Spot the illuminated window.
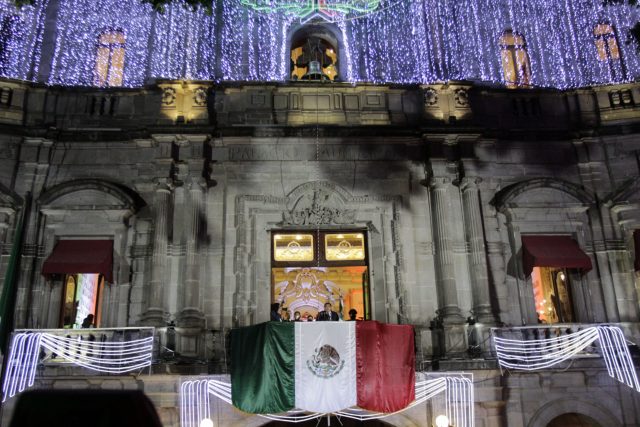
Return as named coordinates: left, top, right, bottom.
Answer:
left=594, top=23, right=620, bottom=62
left=499, top=30, right=531, bottom=88
left=60, top=273, right=105, bottom=328
left=94, top=29, right=125, bottom=87
left=531, top=267, right=574, bottom=324
left=273, top=234, right=315, bottom=262
left=325, top=233, right=365, bottom=261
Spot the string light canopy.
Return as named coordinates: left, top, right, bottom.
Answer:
left=492, top=325, right=640, bottom=393
left=2, top=328, right=155, bottom=401
left=1, top=0, right=640, bottom=87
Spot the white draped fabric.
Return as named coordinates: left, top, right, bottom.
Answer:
left=294, top=322, right=357, bottom=413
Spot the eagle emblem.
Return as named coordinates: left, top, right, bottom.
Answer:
left=307, top=345, right=345, bottom=378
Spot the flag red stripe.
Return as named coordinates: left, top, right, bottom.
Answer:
left=356, top=321, right=415, bottom=413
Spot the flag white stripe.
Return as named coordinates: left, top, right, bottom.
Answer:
left=294, top=322, right=357, bottom=412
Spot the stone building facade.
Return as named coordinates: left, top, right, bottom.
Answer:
left=0, top=0, right=640, bottom=426
left=0, top=78, right=639, bottom=427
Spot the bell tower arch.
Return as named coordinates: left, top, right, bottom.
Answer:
left=288, top=23, right=344, bottom=81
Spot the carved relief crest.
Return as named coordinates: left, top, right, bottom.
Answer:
left=282, top=183, right=356, bottom=226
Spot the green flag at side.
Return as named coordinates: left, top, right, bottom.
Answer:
left=0, top=197, right=26, bottom=354
left=231, top=322, right=295, bottom=414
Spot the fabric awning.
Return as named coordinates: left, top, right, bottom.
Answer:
left=42, top=240, right=113, bottom=282
left=634, top=230, right=640, bottom=271
left=521, top=235, right=592, bottom=277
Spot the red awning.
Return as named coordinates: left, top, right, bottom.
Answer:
left=634, top=230, right=640, bottom=271
left=521, top=235, right=592, bottom=277
left=42, top=240, right=113, bottom=282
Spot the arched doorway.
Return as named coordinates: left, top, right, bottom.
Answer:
left=289, top=25, right=340, bottom=81
left=547, top=413, right=601, bottom=427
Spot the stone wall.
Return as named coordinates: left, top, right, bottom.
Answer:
left=0, top=79, right=639, bottom=426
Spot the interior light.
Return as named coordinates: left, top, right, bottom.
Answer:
left=200, top=419, right=214, bottom=427
left=559, top=272, right=566, bottom=281
left=337, top=234, right=344, bottom=239
left=295, top=235, right=302, bottom=240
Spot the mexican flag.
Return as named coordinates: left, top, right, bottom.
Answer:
left=231, top=321, right=415, bottom=414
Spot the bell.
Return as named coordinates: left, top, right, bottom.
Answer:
left=303, top=60, right=328, bottom=80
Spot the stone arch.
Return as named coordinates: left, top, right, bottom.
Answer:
left=38, top=178, right=146, bottom=211
left=489, top=178, right=598, bottom=325
left=491, top=177, right=595, bottom=211
left=287, top=22, right=345, bottom=81
left=603, top=176, right=640, bottom=205
left=527, top=398, right=620, bottom=427
left=32, top=179, right=146, bottom=328
left=0, top=181, right=22, bottom=210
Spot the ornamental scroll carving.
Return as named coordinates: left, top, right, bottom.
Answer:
left=282, top=184, right=356, bottom=226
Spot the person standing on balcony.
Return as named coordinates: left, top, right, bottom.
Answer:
left=317, top=302, right=339, bottom=321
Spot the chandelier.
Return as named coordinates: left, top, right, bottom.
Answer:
left=239, top=0, right=381, bottom=22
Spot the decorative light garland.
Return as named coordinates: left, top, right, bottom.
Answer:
left=2, top=328, right=154, bottom=401
left=0, top=0, right=48, bottom=81
left=238, top=0, right=381, bottom=23
left=493, top=325, right=640, bottom=393
left=0, top=0, right=639, bottom=87
left=180, top=373, right=474, bottom=427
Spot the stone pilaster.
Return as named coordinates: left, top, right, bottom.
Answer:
left=179, top=177, right=206, bottom=327
left=430, top=177, right=465, bottom=325
left=461, top=177, right=497, bottom=324
left=141, top=180, right=173, bottom=326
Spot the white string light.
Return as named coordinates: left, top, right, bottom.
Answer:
left=179, top=374, right=474, bottom=427
left=1, top=0, right=639, bottom=87
left=0, top=0, right=48, bottom=81
left=2, top=329, right=154, bottom=401
left=493, top=325, right=640, bottom=392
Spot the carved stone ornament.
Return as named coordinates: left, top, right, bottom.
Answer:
left=283, top=207, right=356, bottom=226
left=454, top=88, right=469, bottom=107
left=193, top=87, right=207, bottom=106
left=161, top=87, right=177, bottom=106
left=282, top=185, right=356, bottom=226
left=424, top=87, right=438, bottom=106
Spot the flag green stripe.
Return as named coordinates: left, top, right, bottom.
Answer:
left=231, top=322, right=295, bottom=414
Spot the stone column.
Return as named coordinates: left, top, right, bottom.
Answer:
left=430, top=177, right=465, bottom=324
left=179, top=177, right=206, bottom=327
left=141, top=180, right=172, bottom=326
left=461, top=178, right=496, bottom=324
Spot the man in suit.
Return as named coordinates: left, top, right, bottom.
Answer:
left=317, top=302, right=339, bottom=321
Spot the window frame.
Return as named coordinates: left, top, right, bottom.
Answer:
left=271, top=229, right=368, bottom=268
left=499, top=29, right=532, bottom=88
left=94, top=28, right=126, bottom=87
left=59, top=273, right=105, bottom=328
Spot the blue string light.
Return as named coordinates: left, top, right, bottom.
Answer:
left=0, top=0, right=638, bottom=88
